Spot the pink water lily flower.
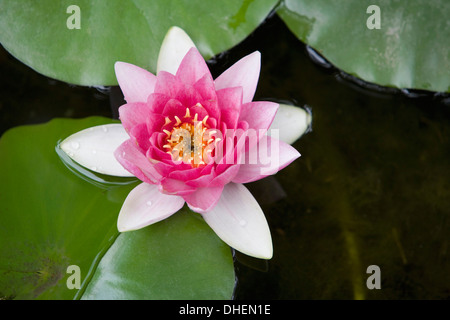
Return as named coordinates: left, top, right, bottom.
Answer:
left=61, top=27, right=311, bottom=259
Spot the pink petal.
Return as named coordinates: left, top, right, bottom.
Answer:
left=152, top=158, right=178, bottom=176
left=193, top=74, right=221, bottom=120
left=117, top=182, right=185, bottom=232
left=186, top=100, right=209, bottom=121
left=216, top=87, right=243, bottom=129
left=176, top=47, right=211, bottom=86
left=154, top=71, right=182, bottom=97
left=168, top=166, right=205, bottom=181
left=174, top=84, right=204, bottom=112
left=239, top=101, right=279, bottom=132
left=118, top=102, right=150, bottom=133
left=193, top=73, right=216, bottom=101
left=147, top=93, right=172, bottom=114
left=214, top=51, right=261, bottom=104
left=200, top=100, right=220, bottom=126
left=232, top=135, right=300, bottom=184
left=202, top=183, right=272, bottom=259
left=162, top=98, right=186, bottom=118
left=115, top=140, right=162, bottom=184
left=146, top=136, right=173, bottom=163
left=145, top=111, right=165, bottom=136
left=214, top=122, right=248, bottom=175
left=129, top=123, right=151, bottom=152
left=212, top=136, right=234, bottom=169
left=115, top=62, right=157, bottom=103
left=183, top=185, right=224, bottom=213
left=185, top=166, right=216, bottom=188
left=209, top=164, right=240, bottom=187
left=159, top=177, right=197, bottom=196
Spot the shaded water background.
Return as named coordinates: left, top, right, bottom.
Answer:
left=1, top=15, right=449, bottom=299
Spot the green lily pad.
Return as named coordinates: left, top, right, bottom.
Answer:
left=0, top=117, right=130, bottom=299
left=277, top=0, right=450, bottom=92
left=0, top=0, right=278, bottom=86
left=0, top=117, right=235, bottom=300
left=81, top=209, right=235, bottom=300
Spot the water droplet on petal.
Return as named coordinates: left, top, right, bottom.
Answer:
left=146, top=201, right=152, bottom=207
left=71, top=141, right=80, bottom=150
left=239, top=220, right=247, bottom=227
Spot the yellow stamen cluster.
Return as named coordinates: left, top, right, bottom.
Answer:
left=163, top=105, right=215, bottom=167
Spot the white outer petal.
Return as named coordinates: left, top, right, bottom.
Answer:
left=202, top=183, right=273, bottom=259
left=60, top=124, right=133, bottom=177
left=156, top=26, right=196, bottom=75
left=268, top=104, right=312, bottom=145
left=118, top=182, right=185, bottom=232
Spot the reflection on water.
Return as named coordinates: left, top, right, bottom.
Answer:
left=1, top=14, right=449, bottom=300
left=55, top=141, right=138, bottom=190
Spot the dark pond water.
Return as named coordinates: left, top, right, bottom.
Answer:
left=1, top=14, right=449, bottom=299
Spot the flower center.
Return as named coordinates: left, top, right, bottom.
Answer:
left=162, top=104, right=218, bottom=167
